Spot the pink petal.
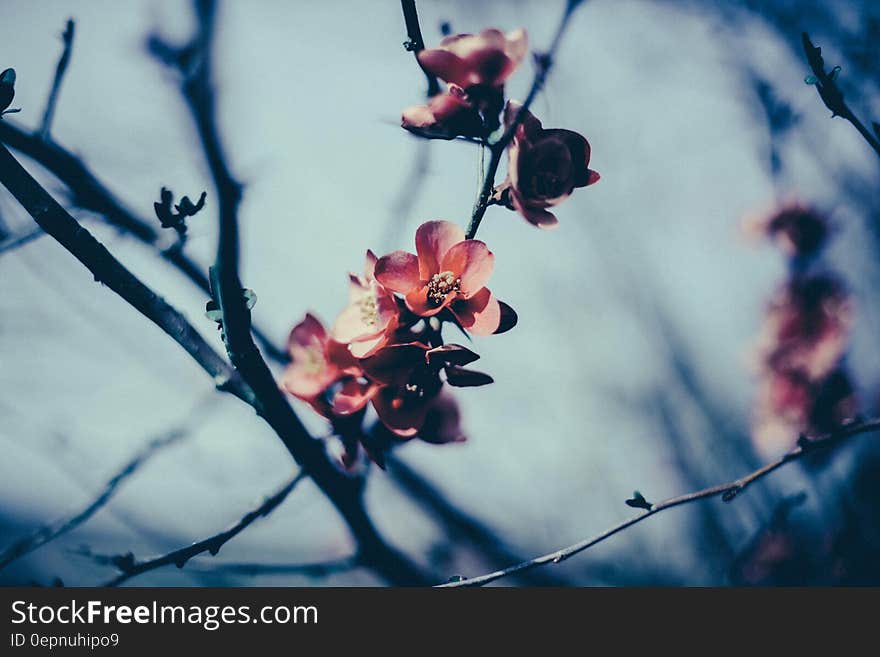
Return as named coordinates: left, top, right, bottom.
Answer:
left=441, top=239, right=494, bottom=297
left=348, top=332, right=388, bottom=359
left=505, top=28, right=529, bottom=65
left=288, top=312, right=327, bottom=351
left=330, top=302, right=371, bottom=344
left=331, top=378, right=379, bottom=415
left=360, top=342, right=429, bottom=385
left=281, top=364, right=330, bottom=401
left=415, top=220, right=465, bottom=279
left=451, top=288, right=502, bottom=336
left=510, top=190, right=559, bottom=229
left=364, top=250, right=378, bottom=279
left=586, top=169, right=600, bottom=185
left=401, top=103, right=437, bottom=128
left=371, top=388, right=430, bottom=438
left=375, top=250, right=421, bottom=293
left=418, top=49, right=468, bottom=86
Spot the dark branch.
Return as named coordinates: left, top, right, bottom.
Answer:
left=440, top=417, right=880, bottom=587
left=802, top=32, right=880, bottom=160
left=466, top=0, right=584, bottom=239
left=39, top=19, right=75, bottom=139
left=77, top=472, right=306, bottom=586
left=0, top=142, right=256, bottom=407
left=0, top=116, right=531, bottom=584
left=186, top=555, right=360, bottom=578
left=0, top=428, right=188, bottom=571
left=151, top=0, right=434, bottom=586
left=400, top=0, right=440, bottom=97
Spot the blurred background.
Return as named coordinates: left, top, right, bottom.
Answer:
left=1, top=0, right=879, bottom=586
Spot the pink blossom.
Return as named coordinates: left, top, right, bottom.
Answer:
left=361, top=341, right=489, bottom=437
left=374, top=220, right=505, bottom=335
left=418, top=28, right=528, bottom=89
left=743, top=199, right=830, bottom=257
left=331, top=250, right=399, bottom=358
left=495, top=102, right=599, bottom=229
left=401, top=84, right=483, bottom=140
left=282, top=313, right=377, bottom=417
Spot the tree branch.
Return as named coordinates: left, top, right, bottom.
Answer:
left=76, top=471, right=306, bottom=586
left=0, top=119, right=287, bottom=363
left=185, top=555, right=360, bottom=578
left=39, top=19, right=75, bottom=139
left=0, top=114, right=531, bottom=586
left=0, top=428, right=189, bottom=571
left=385, top=454, right=573, bottom=586
left=802, top=32, right=880, bottom=160
left=400, top=0, right=440, bottom=97
left=0, top=142, right=256, bottom=407
left=466, top=0, right=583, bottom=239
left=151, top=0, right=434, bottom=586
left=439, top=417, right=880, bottom=587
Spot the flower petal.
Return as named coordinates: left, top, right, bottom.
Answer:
left=451, top=288, right=502, bottom=336
left=375, top=250, right=421, bottom=293
left=415, top=220, right=465, bottom=279
left=288, top=312, right=326, bottom=351
left=440, top=239, right=494, bottom=297
left=418, top=49, right=468, bottom=86
left=360, top=342, right=429, bottom=385
left=371, top=387, right=432, bottom=438
left=331, top=378, right=379, bottom=415
left=509, top=190, right=559, bottom=228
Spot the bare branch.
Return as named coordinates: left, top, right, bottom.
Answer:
left=186, top=555, right=360, bottom=578
left=75, top=472, right=306, bottom=586
left=0, top=142, right=256, bottom=407
left=150, top=0, right=434, bottom=586
left=0, top=119, right=287, bottom=362
left=0, top=428, right=189, bottom=571
left=466, top=0, right=584, bottom=239
left=385, top=454, right=573, bottom=586
left=400, top=0, right=440, bottom=97
left=802, top=32, right=880, bottom=160
left=439, top=417, right=880, bottom=587
left=39, top=19, right=75, bottom=139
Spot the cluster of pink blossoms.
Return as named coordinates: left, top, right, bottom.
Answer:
left=402, top=28, right=600, bottom=228
left=282, top=24, right=599, bottom=465
left=748, top=201, right=857, bottom=456
left=282, top=221, right=514, bottom=459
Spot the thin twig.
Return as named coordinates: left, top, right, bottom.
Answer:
left=802, top=32, right=880, bottom=160
left=385, top=454, right=573, bottom=586
left=39, top=19, right=75, bottom=140
left=0, top=429, right=188, bottom=571
left=439, top=417, right=880, bottom=586
left=400, top=0, right=440, bottom=97
left=79, top=472, right=307, bottom=586
left=465, top=0, right=583, bottom=240
left=186, top=555, right=360, bottom=578
left=0, top=142, right=256, bottom=407
left=152, top=0, right=434, bottom=586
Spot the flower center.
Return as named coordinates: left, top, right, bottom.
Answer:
left=426, top=271, right=461, bottom=306
left=359, top=288, right=380, bottom=326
